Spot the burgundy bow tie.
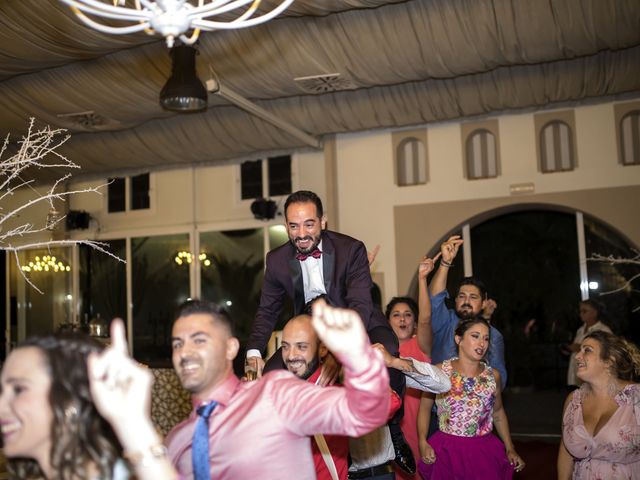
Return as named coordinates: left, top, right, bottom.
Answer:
left=296, top=248, right=322, bottom=261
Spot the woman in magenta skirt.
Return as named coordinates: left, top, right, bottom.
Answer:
left=416, top=317, right=525, bottom=479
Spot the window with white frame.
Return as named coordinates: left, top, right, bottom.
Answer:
left=619, top=110, right=640, bottom=166
left=240, top=155, right=292, bottom=200
left=465, top=129, right=498, bottom=179
left=107, top=172, right=151, bottom=213
left=540, top=121, right=575, bottom=173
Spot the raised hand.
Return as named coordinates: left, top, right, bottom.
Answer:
left=311, top=299, right=368, bottom=358
left=440, top=235, right=463, bottom=264
left=483, top=298, right=498, bottom=319
left=367, top=244, right=381, bottom=266
left=88, top=318, right=153, bottom=427
left=418, top=252, right=441, bottom=280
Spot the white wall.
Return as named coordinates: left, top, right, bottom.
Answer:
left=64, top=150, right=326, bottom=240
left=334, top=100, right=640, bottom=302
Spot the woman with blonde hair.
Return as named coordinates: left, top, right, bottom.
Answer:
left=558, top=330, right=640, bottom=479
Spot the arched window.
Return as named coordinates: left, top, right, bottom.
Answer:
left=620, top=110, right=640, bottom=166
left=540, top=121, right=575, bottom=172
left=465, top=129, right=498, bottom=179
left=396, top=137, right=427, bottom=186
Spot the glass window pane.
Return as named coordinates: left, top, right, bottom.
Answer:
left=584, top=216, right=639, bottom=338
left=241, top=160, right=263, bottom=200
left=469, top=211, right=580, bottom=389
left=466, top=130, right=497, bottom=179
left=108, top=177, right=126, bottom=212
left=268, top=225, right=289, bottom=250
left=266, top=225, right=295, bottom=334
left=9, top=247, right=73, bottom=340
left=200, top=229, right=264, bottom=343
left=131, top=173, right=150, bottom=210
left=268, top=155, right=292, bottom=196
left=79, top=240, right=127, bottom=334
left=132, top=234, right=191, bottom=367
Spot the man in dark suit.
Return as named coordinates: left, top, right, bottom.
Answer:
left=246, top=190, right=416, bottom=475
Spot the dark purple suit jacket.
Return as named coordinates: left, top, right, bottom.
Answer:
left=248, top=230, right=387, bottom=353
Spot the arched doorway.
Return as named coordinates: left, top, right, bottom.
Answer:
left=406, top=206, right=638, bottom=435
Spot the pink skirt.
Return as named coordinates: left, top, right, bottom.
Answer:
left=418, top=431, right=514, bottom=480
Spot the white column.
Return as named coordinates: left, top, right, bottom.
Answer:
left=576, top=212, right=589, bottom=300
left=126, top=236, right=134, bottom=353
left=462, top=223, right=473, bottom=277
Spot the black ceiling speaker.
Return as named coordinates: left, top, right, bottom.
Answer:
left=250, top=198, right=278, bottom=220
left=66, top=210, right=91, bottom=230
left=160, top=45, right=207, bottom=112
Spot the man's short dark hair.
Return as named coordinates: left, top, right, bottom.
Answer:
left=174, top=299, right=235, bottom=336
left=458, top=277, right=487, bottom=299
left=284, top=190, right=324, bottom=219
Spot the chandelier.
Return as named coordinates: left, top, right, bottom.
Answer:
left=21, top=255, right=71, bottom=274
left=174, top=251, right=212, bottom=267
left=59, top=0, right=295, bottom=47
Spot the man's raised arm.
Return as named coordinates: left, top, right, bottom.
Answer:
left=429, top=235, right=463, bottom=297
left=276, top=300, right=390, bottom=438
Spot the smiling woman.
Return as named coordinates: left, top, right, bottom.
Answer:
left=0, top=335, right=126, bottom=480
left=558, top=331, right=640, bottom=479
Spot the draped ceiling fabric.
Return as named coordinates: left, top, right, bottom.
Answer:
left=0, top=0, right=639, bottom=181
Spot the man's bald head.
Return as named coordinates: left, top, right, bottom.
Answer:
left=281, top=314, right=323, bottom=379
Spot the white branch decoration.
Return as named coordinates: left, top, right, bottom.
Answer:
left=0, top=118, right=124, bottom=294
left=588, top=250, right=640, bottom=312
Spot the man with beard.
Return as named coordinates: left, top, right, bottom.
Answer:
left=246, top=190, right=395, bottom=377
left=165, top=299, right=390, bottom=479
left=246, top=190, right=415, bottom=474
left=282, top=314, right=350, bottom=480
left=429, top=235, right=507, bottom=389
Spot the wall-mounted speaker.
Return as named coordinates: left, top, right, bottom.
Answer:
left=250, top=198, right=277, bottom=220
left=66, top=210, right=91, bottom=230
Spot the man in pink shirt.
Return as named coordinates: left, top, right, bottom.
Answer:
left=282, top=314, right=350, bottom=480
left=165, top=298, right=389, bottom=479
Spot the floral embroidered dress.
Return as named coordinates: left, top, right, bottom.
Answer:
left=418, top=358, right=513, bottom=480
left=436, top=358, right=495, bottom=436
left=562, top=383, right=640, bottom=479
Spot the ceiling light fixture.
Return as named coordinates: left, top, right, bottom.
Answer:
left=59, top=0, right=295, bottom=48
left=160, top=45, right=208, bottom=111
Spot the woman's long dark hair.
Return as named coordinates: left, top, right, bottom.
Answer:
left=7, top=334, right=122, bottom=480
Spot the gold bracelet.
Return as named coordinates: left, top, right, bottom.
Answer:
left=124, top=444, right=168, bottom=467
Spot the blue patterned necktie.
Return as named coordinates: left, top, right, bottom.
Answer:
left=192, top=401, right=218, bottom=480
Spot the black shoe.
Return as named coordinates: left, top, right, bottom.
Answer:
left=390, top=428, right=416, bottom=474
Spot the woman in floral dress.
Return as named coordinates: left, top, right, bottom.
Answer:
left=558, top=330, right=640, bottom=479
left=416, top=317, right=524, bottom=479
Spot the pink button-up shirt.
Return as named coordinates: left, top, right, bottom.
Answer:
left=165, top=347, right=389, bottom=479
